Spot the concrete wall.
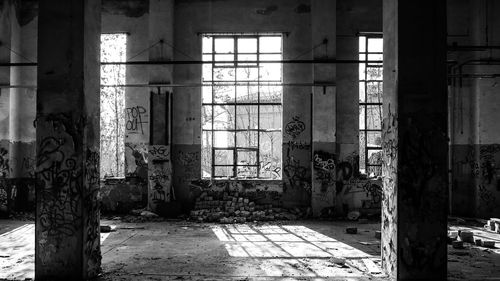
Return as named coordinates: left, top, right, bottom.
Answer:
left=448, top=0, right=500, bottom=218
left=1, top=0, right=384, bottom=216
left=172, top=0, right=314, bottom=211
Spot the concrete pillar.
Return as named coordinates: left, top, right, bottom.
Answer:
left=35, top=0, right=101, bottom=279
left=381, top=0, right=448, bottom=280
left=311, top=0, right=337, bottom=216
left=148, top=0, right=174, bottom=211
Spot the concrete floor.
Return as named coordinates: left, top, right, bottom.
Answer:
left=0, top=219, right=499, bottom=280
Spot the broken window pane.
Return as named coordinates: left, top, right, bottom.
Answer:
left=213, top=105, right=235, bottom=130
left=237, top=149, right=257, bottom=165
left=214, top=150, right=234, bottom=165
left=213, top=85, right=235, bottom=103
left=215, top=166, right=234, bottom=178
left=367, top=82, right=383, bottom=103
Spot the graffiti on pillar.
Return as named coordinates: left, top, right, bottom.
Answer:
left=84, top=147, right=101, bottom=276
left=313, top=151, right=336, bottom=192
left=148, top=145, right=173, bottom=209
left=282, top=116, right=311, bottom=194
left=0, top=147, right=9, bottom=177
left=380, top=104, right=398, bottom=275
left=283, top=152, right=310, bottom=193
left=125, top=143, right=148, bottom=178
left=126, top=106, right=148, bottom=135
left=0, top=148, right=8, bottom=212
left=36, top=114, right=84, bottom=238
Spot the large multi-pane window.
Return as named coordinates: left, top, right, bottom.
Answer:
left=100, top=33, right=126, bottom=178
left=359, top=35, right=383, bottom=177
left=201, top=33, right=283, bottom=179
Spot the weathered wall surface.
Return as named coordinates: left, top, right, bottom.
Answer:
left=173, top=0, right=314, bottom=209
left=100, top=1, right=150, bottom=211
left=2, top=0, right=384, bottom=215
left=448, top=0, right=500, bottom=218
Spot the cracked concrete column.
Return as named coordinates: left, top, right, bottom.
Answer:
left=35, top=0, right=101, bottom=279
left=381, top=0, right=448, bottom=280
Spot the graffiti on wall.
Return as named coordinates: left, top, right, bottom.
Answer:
left=177, top=151, right=200, bottom=180
left=285, top=116, right=305, bottom=139
left=477, top=144, right=500, bottom=214
left=125, top=143, right=148, bottom=178
left=126, top=106, right=148, bottom=135
left=148, top=145, right=173, bottom=209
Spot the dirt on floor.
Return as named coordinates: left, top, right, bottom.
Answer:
left=0, top=215, right=499, bottom=280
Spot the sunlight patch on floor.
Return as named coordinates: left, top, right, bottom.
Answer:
left=0, top=223, right=112, bottom=280
left=212, top=224, right=383, bottom=278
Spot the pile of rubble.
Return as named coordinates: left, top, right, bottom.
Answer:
left=190, top=191, right=309, bottom=223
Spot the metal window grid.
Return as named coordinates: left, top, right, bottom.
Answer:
left=359, top=35, right=383, bottom=176
left=201, top=34, right=283, bottom=179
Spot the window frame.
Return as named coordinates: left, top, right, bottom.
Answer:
left=100, top=32, right=127, bottom=179
left=359, top=34, right=383, bottom=177
left=201, top=33, right=283, bottom=180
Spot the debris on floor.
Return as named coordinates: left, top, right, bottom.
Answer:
left=100, top=225, right=116, bottom=233
left=486, top=218, right=500, bottom=233
left=189, top=190, right=309, bottom=223
left=346, top=227, right=357, bottom=234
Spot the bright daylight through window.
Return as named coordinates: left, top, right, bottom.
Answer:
left=201, top=34, right=283, bottom=179
left=359, top=35, right=383, bottom=177
left=100, top=33, right=127, bottom=178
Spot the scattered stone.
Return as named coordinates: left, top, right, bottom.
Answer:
left=100, top=225, right=115, bottom=233
left=329, top=257, right=346, bottom=267
left=141, top=210, right=159, bottom=218
left=482, top=241, right=495, bottom=248
left=347, top=211, right=360, bottom=221
left=346, top=227, right=357, bottom=234
left=459, top=230, right=474, bottom=243
left=452, top=240, right=464, bottom=249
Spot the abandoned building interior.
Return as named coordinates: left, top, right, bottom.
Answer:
left=0, top=0, right=500, bottom=280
